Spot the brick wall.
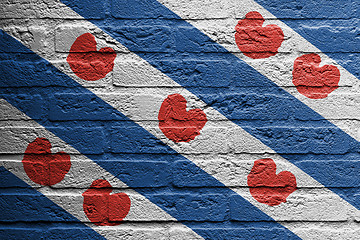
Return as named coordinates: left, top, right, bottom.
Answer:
left=1, top=0, right=360, bottom=239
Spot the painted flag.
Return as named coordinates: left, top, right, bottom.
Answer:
left=1, top=0, right=359, bottom=239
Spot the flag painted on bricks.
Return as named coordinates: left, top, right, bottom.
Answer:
left=1, top=0, right=359, bottom=239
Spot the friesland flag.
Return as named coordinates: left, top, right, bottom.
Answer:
left=1, top=0, right=359, bottom=239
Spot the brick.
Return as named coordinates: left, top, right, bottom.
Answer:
left=254, top=0, right=355, bottom=19
left=0, top=99, right=33, bottom=121
left=231, top=192, right=353, bottom=221
left=47, top=127, right=105, bottom=154
left=289, top=19, right=360, bottom=53
left=88, top=227, right=170, bottom=240
left=171, top=160, right=226, bottom=187
left=55, top=25, right=128, bottom=53
left=0, top=58, right=71, bottom=87
left=150, top=194, right=228, bottom=221
left=0, top=228, right=46, bottom=240
left=92, top=160, right=171, bottom=187
left=0, top=191, right=75, bottom=222
left=249, top=126, right=354, bottom=154
left=169, top=227, right=202, bottom=240
left=187, top=226, right=295, bottom=239
left=49, top=93, right=123, bottom=121
left=111, top=0, right=175, bottom=19
left=113, top=59, right=178, bottom=87
left=290, top=227, right=360, bottom=240
left=158, top=0, right=231, bottom=19
left=109, top=126, right=173, bottom=154
left=0, top=126, right=85, bottom=154
left=296, top=161, right=360, bottom=187
left=108, top=26, right=175, bottom=53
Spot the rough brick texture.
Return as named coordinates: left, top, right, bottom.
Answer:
left=1, top=0, right=360, bottom=240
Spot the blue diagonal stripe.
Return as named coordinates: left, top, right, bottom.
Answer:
left=57, top=0, right=360, bottom=210
left=0, top=30, right=301, bottom=240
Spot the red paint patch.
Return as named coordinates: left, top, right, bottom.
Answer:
left=235, top=11, right=284, bottom=59
left=292, top=53, right=340, bottom=99
left=247, top=158, right=297, bottom=206
left=67, top=33, right=116, bottom=81
left=83, top=179, right=131, bottom=226
left=22, top=138, right=71, bottom=186
left=158, top=94, right=207, bottom=143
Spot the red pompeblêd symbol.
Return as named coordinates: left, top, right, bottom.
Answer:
left=22, top=138, right=71, bottom=186
left=247, top=158, right=297, bottom=206
left=158, top=94, right=207, bottom=143
left=83, top=179, right=131, bottom=226
left=292, top=53, right=340, bottom=99
left=235, top=11, right=284, bottom=59
left=66, top=33, right=116, bottom=81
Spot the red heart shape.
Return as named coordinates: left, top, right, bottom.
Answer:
left=67, top=33, right=116, bottom=81
left=235, top=11, right=284, bottom=59
left=158, top=94, right=207, bottom=143
left=22, top=138, right=71, bottom=186
left=83, top=179, right=131, bottom=226
left=292, top=53, right=340, bottom=99
left=247, top=158, right=297, bottom=206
